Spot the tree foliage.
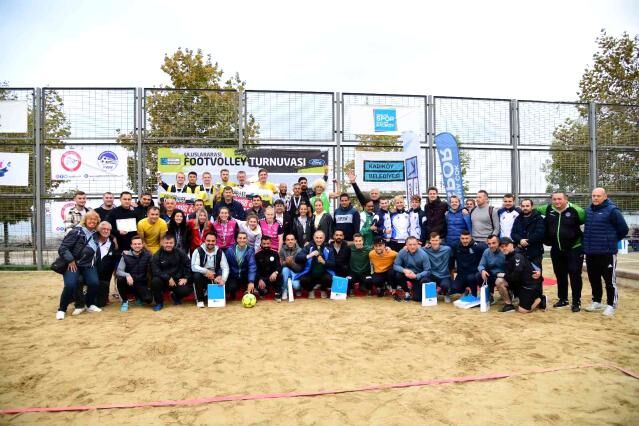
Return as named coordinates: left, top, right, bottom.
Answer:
left=139, top=48, right=259, bottom=191
left=546, top=30, right=639, bottom=195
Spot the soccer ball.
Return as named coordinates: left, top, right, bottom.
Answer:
left=242, top=293, right=257, bottom=308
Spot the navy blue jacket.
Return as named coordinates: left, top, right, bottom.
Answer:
left=583, top=199, right=629, bottom=255
left=511, top=210, right=545, bottom=260
left=212, top=200, right=246, bottom=221
left=225, top=244, right=257, bottom=282
left=333, top=204, right=360, bottom=241
left=58, top=227, right=97, bottom=268
left=452, top=240, right=487, bottom=276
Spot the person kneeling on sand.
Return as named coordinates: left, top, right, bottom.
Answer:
left=150, top=234, right=193, bottom=311
left=423, top=232, right=454, bottom=303
left=191, top=233, right=229, bottom=308
left=295, top=230, right=334, bottom=299
left=393, top=236, right=431, bottom=302
left=495, top=237, right=546, bottom=314
left=115, top=235, right=153, bottom=312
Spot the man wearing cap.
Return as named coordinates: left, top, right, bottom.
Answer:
left=495, top=237, right=546, bottom=314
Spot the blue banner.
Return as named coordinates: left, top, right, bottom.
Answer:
left=363, top=160, right=405, bottom=182
left=373, top=108, right=397, bottom=132
left=434, top=132, right=464, bottom=204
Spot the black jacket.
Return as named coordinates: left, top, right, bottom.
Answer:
left=212, top=199, right=246, bottom=221
left=504, top=250, right=541, bottom=289
left=58, top=227, right=96, bottom=268
left=424, top=198, right=448, bottom=238
left=511, top=211, right=545, bottom=261
left=95, top=236, right=119, bottom=281
left=311, top=213, right=334, bottom=241
left=541, top=204, right=584, bottom=251
left=117, top=249, right=152, bottom=283
left=290, top=216, right=313, bottom=247
left=326, top=243, right=351, bottom=277
left=151, top=248, right=192, bottom=282
left=108, top=206, right=140, bottom=251
left=452, top=240, right=487, bottom=276
left=255, top=248, right=281, bottom=278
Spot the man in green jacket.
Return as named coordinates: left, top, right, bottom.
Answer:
left=535, top=191, right=585, bottom=312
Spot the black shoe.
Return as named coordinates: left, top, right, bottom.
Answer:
left=393, top=293, right=402, bottom=302
left=553, top=299, right=569, bottom=309
left=500, top=304, right=516, bottom=313
left=571, top=304, right=581, bottom=313
left=539, top=295, right=547, bottom=311
left=170, top=292, right=181, bottom=306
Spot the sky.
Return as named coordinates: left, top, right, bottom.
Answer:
left=1, top=0, right=638, bottom=101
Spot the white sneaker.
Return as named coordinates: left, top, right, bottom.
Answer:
left=87, top=305, right=102, bottom=313
left=585, top=302, right=606, bottom=312
left=196, top=301, right=205, bottom=309
left=71, top=307, right=86, bottom=316
left=308, top=290, right=315, bottom=299
left=282, top=291, right=288, bottom=300
left=56, top=311, right=65, bottom=320
left=602, top=305, right=616, bottom=316
left=320, top=291, right=328, bottom=299
left=444, top=295, right=452, bottom=304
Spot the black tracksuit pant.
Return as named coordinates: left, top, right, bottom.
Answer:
left=551, top=246, right=584, bottom=305
left=116, top=277, right=153, bottom=304
left=151, top=277, right=192, bottom=305
left=586, top=253, right=618, bottom=308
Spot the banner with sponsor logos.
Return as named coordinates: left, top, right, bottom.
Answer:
left=157, top=147, right=328, bottom=206
left=50, top=146, right=129, bottom=183
left=49, top=199, right=103, bottom=235
left=435, top=132, right=465, bottom=204
left=0, top=152, right=29, bottom=187
left=346, top=105, right=424, bottom=138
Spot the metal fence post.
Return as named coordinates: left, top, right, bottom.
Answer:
left=510, top=99, right=520, bottom=200
left=136, top=88, right=144, bottom=196
left=335, top=92, right=342, bottom=184
left=589, top=101, right=597, bottom=190
left=238, top=89, right=244, bottom=149
left=34, top=88, right=43, bottom=269
left=426, top=95, right=435, bottom=189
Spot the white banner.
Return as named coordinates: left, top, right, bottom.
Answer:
left=346, top=105, right=424, bottom=137
left=0, top=101, right=28, bottom=133
left=0, top=152, right=29, bottom=186
left=49, top=199, right=102, bottom=235
left=51, top=146, right=128, bottom=182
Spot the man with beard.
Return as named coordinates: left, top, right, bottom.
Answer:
left=423, top=187, right=448, bottom=240
left=150, top=234, right=192, bottom=311
left=511, top=199, right=545, bottom=271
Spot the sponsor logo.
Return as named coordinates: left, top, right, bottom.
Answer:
left=160, top=157, right=181, bottom=166
left=308, top=159, right=325, bottom=166
left=0, top=159, right=12, bottom=177
left=97, top=151, right=119, bottom=171
left=374, top=108, right=397, bottom=132
left=61, top=151, right=81, bottom=172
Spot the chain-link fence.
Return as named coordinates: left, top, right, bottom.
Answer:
left=0, top=88, right=637, bottom=267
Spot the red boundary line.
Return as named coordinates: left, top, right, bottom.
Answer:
left=1, top=364, right=637, bottom=415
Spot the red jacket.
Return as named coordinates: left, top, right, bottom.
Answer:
left=188, top=219, right=216, bottom=253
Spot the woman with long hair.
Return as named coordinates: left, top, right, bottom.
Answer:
left=290, top=202, right=313, bottom=247
left=56, top=210, right=101, bottom=320
left=167, top=209, right=191, bottom=253
left=311, top=198, right=334, bottom=241
left=212, top=206, right=238, bottom=251
left=188, top=208, right=216, bottom=254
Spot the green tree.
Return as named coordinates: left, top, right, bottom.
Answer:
left=0, top=85, right=70, bottom=264
left=546, top=30, right=639, bottom=194
left=138, top=48, right=259, bottom=192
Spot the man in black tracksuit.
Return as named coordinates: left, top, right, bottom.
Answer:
left=333, top=194, right=360, bottom=243
left=254, top=236, right=281, bottom=298
left=115, top=235, right=153, bottom=310
left=326, top=230, right=352, bottom=291
left=108, top=191, right=139, bottom=252
left=451, top=230, right=487, bottom=296
left=424, top=187, right=448, bottom=239
left=496, top=237, right=545, bottom=314
left=535, top=192, right=585, bottom=312
left=150, top=234, right=192, bottom=310
left=511, top=199, right=545, bottom=272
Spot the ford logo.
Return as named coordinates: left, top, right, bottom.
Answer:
left=308, top=159, right=324, bottom=166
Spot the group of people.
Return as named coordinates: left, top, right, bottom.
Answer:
left=55, top=166, right=629, bottom=320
